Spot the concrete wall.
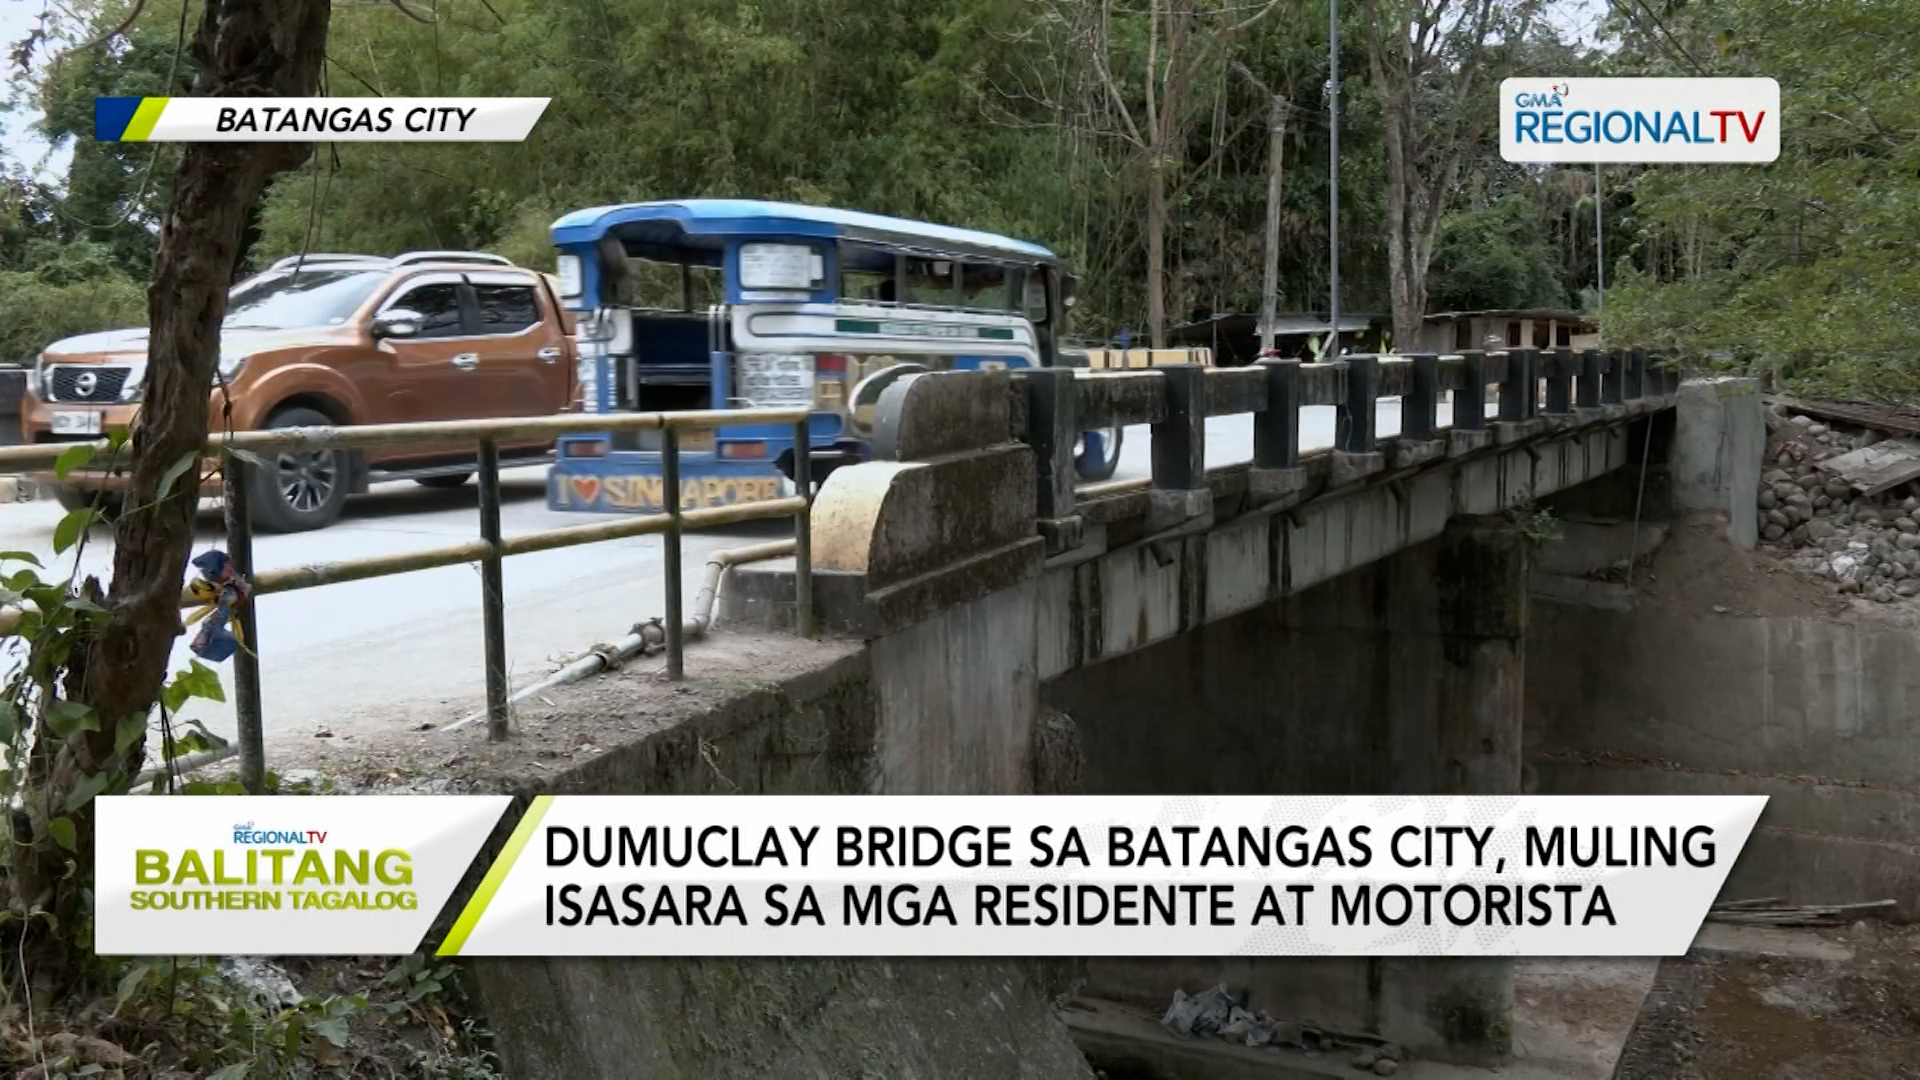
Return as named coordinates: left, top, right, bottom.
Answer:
left=1042, top=532, right=1519, bottom=1063
left=1528, top=599, right=1920, bottom=920
left=462, top=650, right=1096, bottom=1080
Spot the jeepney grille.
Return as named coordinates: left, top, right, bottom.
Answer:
left=48, top=366, right=131, bottom=403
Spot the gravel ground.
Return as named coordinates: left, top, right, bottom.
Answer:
left=1616, top=924, right=1920, bottom=1079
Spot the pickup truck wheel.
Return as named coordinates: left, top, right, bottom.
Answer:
left=248, top=407, right=349, bottom=533
left=415, top=473, right=472, bottom=490
left=52, top=485, right=123, bottom=520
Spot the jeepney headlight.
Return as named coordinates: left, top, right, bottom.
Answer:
left=557, top=254, right=583, bottom=299
left=735, top=353, right=813, bottom=406
left=31, top=353, right=51, bottom=399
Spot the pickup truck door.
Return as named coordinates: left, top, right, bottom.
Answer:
left=369, top=273, right=479, bottom=464
left=457, top=271, right=572, bottom=453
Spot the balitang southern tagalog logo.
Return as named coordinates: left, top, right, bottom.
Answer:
left=131, top=823, right=417, bottom=913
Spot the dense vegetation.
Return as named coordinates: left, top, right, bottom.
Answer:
left=4, top=0, right=1917, bottom=394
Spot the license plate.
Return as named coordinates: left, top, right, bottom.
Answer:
left=679, top=429, right=715, bottom=453
left=51, top=412, right=102, bottom=436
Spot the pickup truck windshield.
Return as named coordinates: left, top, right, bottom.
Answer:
left=224, top=269, right=387, bottom=330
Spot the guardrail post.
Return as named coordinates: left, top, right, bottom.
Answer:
left=1455, top=350, right=1487, bottom=431
left=1498, top=348, right=1536, bottom=422
left=477, top=438, right=510, bottom=741
left=1626, top=347, right=1647, bottom=400
left=1405, top=353, right=1440, bottom=440
left=1026, top=367, right=1078, bottom=519
left=223, top=452, right=266, bottom=793
left=1253, top=358, right=1301, bottom=469
left=663, top=428, right=685, bottom=680
left=1577, top=347, right=1603, bottom=409
left=792, top=419, right=814, bottom=638
left=1151, top=365, right=1205, bottom=491
left=1601, top=349, right=1625, bottom=406
left=1339, top=354, right=1378, bottom=453
left=1544, top=347, right=1574, bottom=415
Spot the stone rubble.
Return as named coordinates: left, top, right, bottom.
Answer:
left=1759, top=405, right=1920, bottom=603
left=1159, top=984, right=1401, bottom=1070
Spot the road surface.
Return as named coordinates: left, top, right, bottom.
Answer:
left=0, top=399, right=1457, bottom=746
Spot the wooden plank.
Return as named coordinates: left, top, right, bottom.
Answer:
left=1813, top=437, right=1920, bottom=496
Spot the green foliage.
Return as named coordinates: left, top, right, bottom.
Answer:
left=95, top=955, right=504, bottom=1077
left=1602, top=0, right=1920, bottom=400
left=1427, top=196, right=1571, bottom=312
left=0, top=267, right=146, bottom=363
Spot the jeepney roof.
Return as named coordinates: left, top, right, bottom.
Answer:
left=549, top=199, right=1056, bottom=265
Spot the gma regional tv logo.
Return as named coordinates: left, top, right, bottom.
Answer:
left=1500, top=78, right=1780, bottom=164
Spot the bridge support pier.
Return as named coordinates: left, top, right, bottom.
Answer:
left=1043, top=514, right=1534, bottom=1066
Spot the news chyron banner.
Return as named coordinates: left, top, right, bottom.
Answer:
left=97, top=795, right=1764, bottom=958
left=94, top=796, right=511, bottom=955
left=93, top=97, right=549, bottom=142
left=1501, top=77, right=1780, bottom=163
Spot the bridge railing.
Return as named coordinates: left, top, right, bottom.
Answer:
left=0, top=406, right=817, bottom=790
left=1027, top=345, right=1678, bottom=526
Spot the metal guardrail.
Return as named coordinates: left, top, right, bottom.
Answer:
left=0, top=407, right=816, bottom=791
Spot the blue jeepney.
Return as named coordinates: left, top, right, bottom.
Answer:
left=544, top=199, right=1122, bottom=513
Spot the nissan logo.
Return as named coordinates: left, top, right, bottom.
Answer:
left=73, top=372, right=98, bottom=398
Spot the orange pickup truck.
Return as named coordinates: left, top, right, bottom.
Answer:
left=23, top=251, right=578, bottom=532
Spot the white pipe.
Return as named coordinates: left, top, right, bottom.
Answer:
left=133, top=744, right=240, bottom=788
left=439, top=538, right=798, bottom=733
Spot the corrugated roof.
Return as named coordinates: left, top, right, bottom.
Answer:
left=1425, top=308, right=1596, bottom=325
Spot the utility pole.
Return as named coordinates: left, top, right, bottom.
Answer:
left=1327, top=0, right=1341, bottom=355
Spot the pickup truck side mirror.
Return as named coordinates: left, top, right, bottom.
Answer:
left=372, top=309, right=423, bottom=339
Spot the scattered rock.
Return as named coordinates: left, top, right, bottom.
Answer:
left=1824, top=480, right=1854, bottom=500
left=1372, top=1059, right=1400, bottom=1077
left=1352, top=1047, right=1380, bottom=1068
left=220, top=956, right=303, bottom=1010
left=1757, top=489, right=1777, bottom=510
left=1792, top=415, right=1814, bottom=426
left=1763, top=524, right=1786, bottom=541
left=1808, top=423, right=1829, bottom=435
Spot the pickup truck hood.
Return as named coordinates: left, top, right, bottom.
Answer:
left=42, top=325, right=351, bottom=362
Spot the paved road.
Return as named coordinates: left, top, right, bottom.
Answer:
left=0, top=398, right=1460, bottom=745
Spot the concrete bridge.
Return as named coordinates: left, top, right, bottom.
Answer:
left=465, top=349, right=1767, bottom=1079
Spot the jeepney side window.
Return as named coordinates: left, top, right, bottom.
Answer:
left=837, top=243, right=898, bottom=303
left=687, top=264, right=724, bottom=309
left=622, top=258, right=690, bottom=311
left=1023, top=270, right=1050, bottom=324
left=960, top=263, right=1016, bottom=312
left=904, top=256, right=958, bottom=305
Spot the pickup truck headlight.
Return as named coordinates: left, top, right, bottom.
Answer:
left=30, top=354, right=53, bottom=399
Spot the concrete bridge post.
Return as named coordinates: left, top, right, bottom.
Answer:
left=1149, top=365, right=1212, bottom=528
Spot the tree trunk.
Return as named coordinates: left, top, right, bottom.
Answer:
left=1147, top=153, right=1168, bottom=348
left=11, top=0, right=332, bottom=953
left=1259, top=92, right=1288, bottom=353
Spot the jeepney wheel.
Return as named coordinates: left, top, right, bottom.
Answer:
left=248, top=407, right=349, bottom=534
left=1073, top=426, right=1124, bottom=482
left=51, top=485, right=122, bottom=520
